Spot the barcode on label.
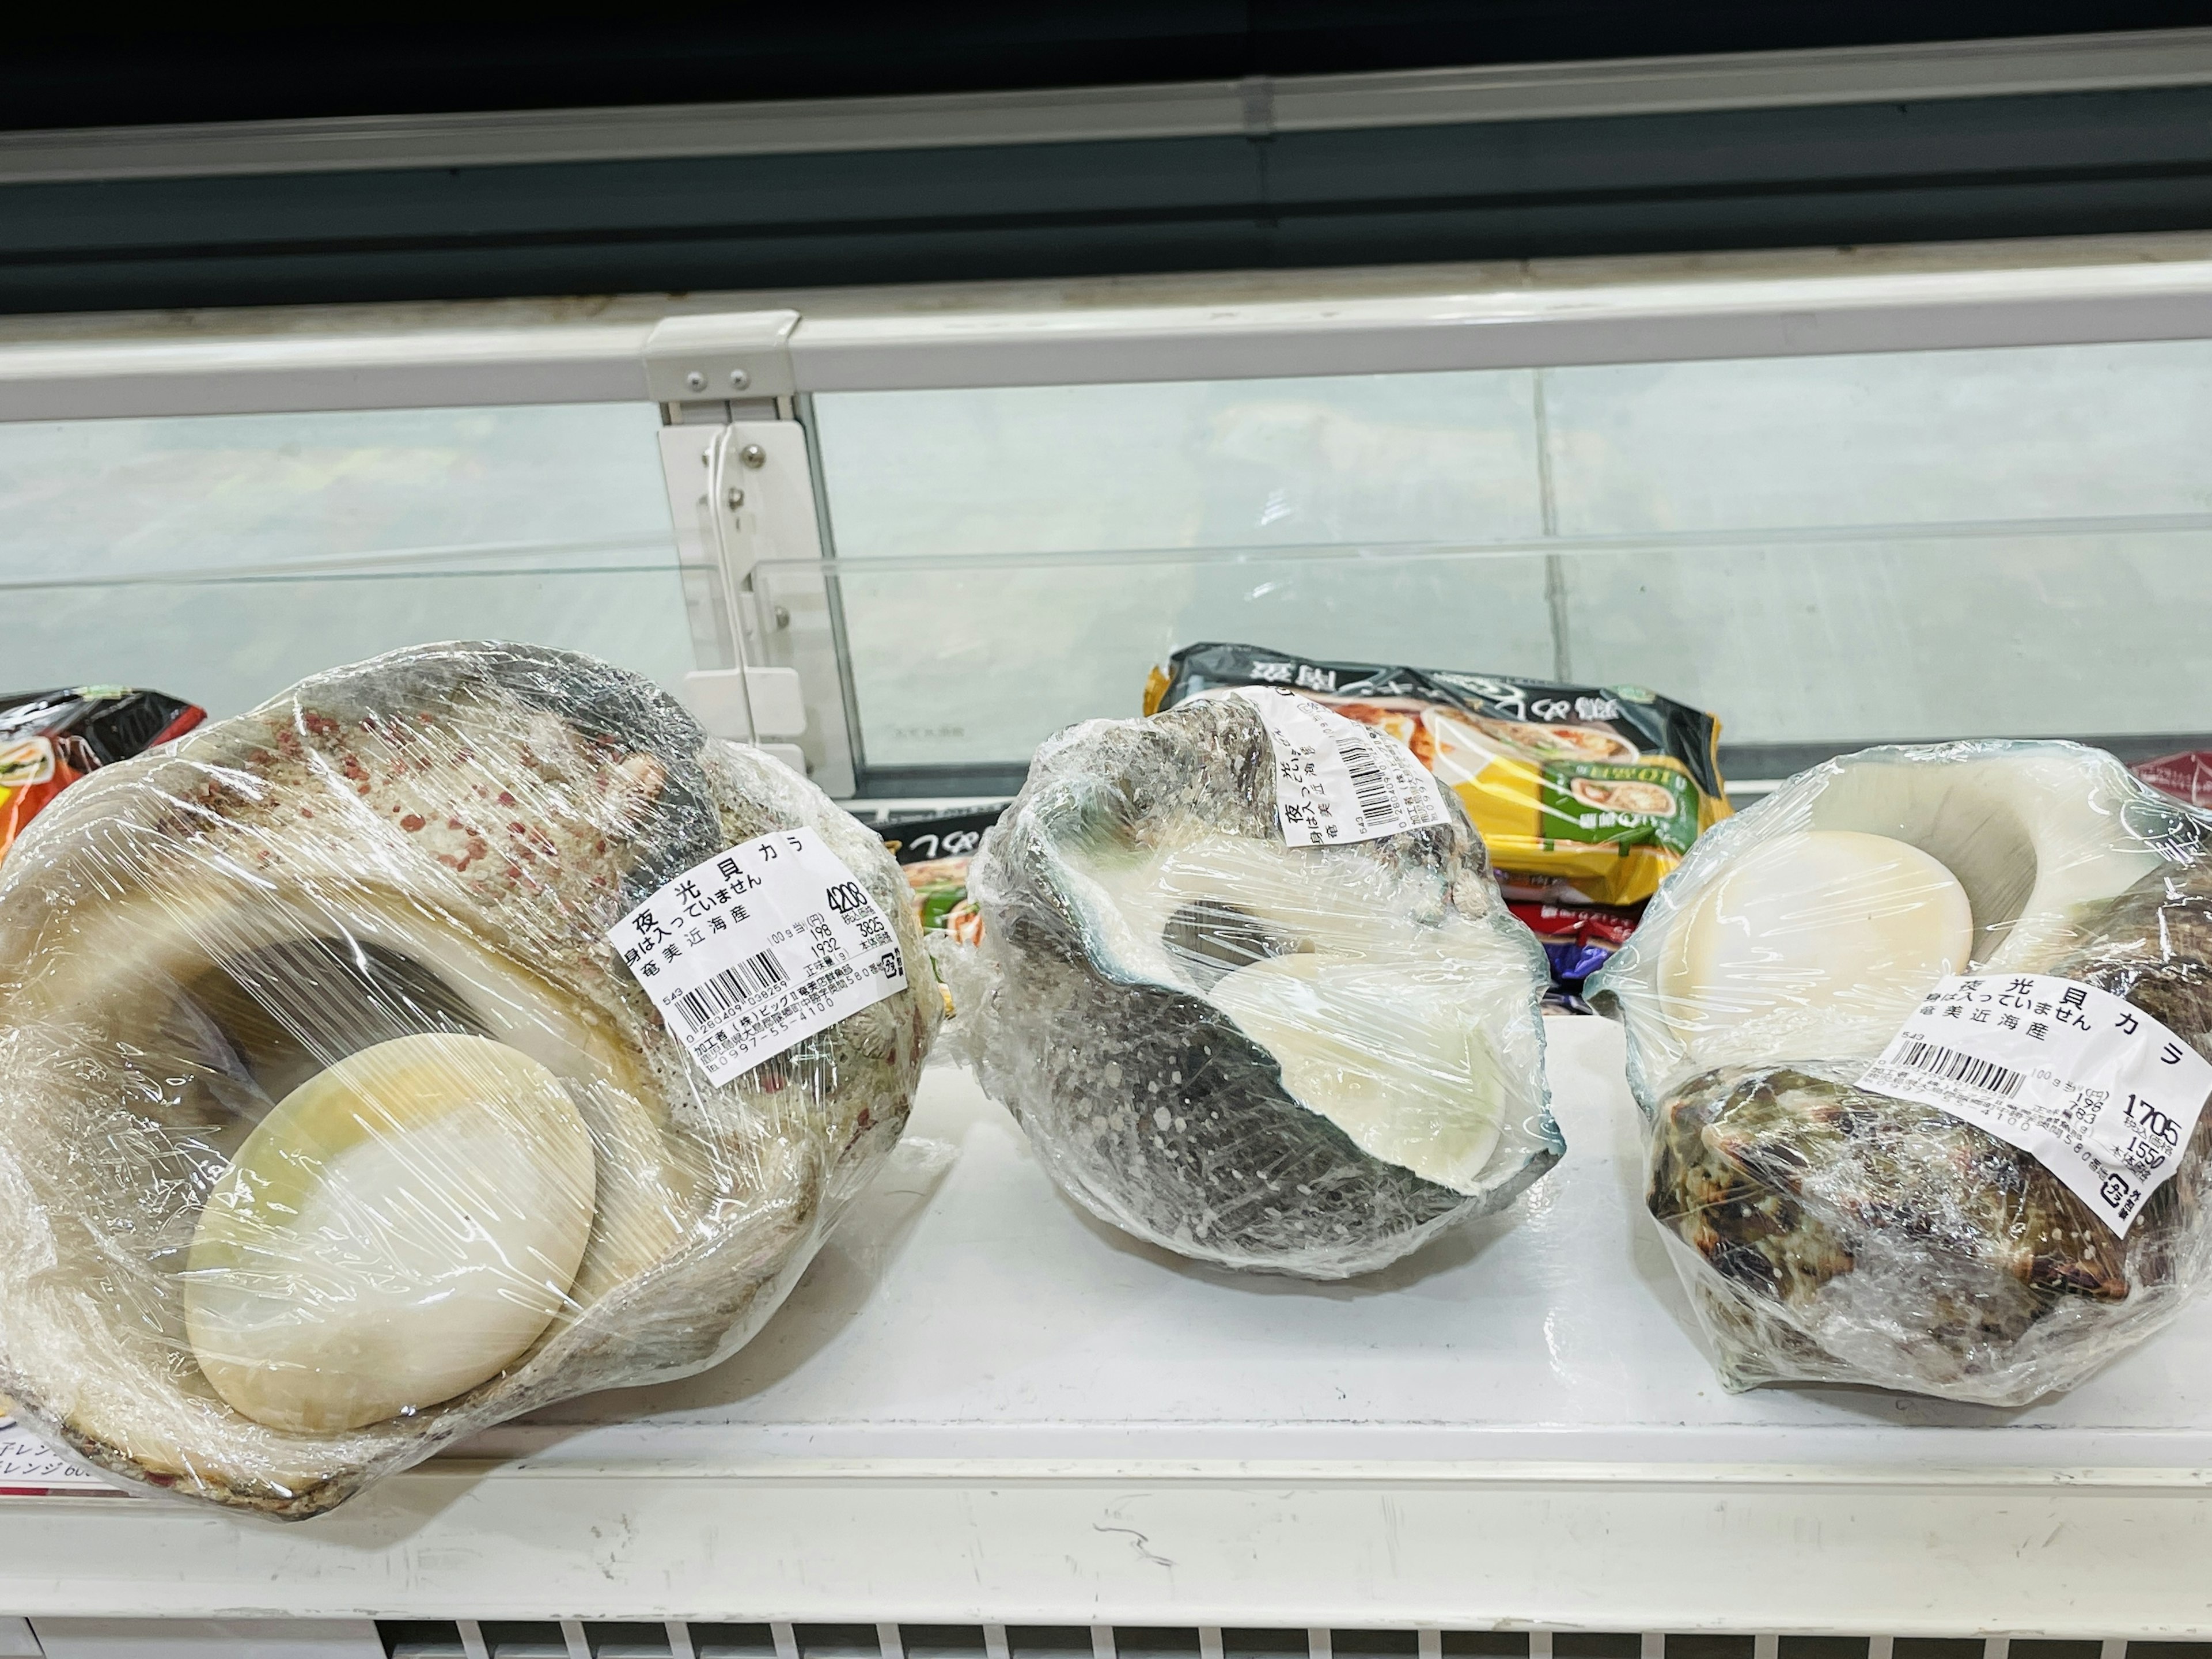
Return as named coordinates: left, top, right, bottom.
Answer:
left=1337, top=737, right=1397, bottom=830
left=675, top=950, right=786, bottom=1031
left=1893, top=1037, right=2025, bottom=1099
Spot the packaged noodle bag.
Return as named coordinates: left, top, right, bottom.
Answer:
left=1146, top=643, right=1730, bottom=909
left=0, top=686, right=204, bottom=862
left=879, top=807, right=999, bottom=946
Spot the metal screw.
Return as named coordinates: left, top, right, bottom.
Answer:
left=726, top=487, right=745, bottom=509
left=739, top=444, right=767, bottom=469
left=773, top=605, right=792, bottom=630
left=683, top=369, right=707, bottom=393
left=729, top=368, right=751, bottom=391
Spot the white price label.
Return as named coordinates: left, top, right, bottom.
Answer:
left=0, top=1417, right=111, bottom=1493
left=1231, top=685, right=1449, bottom=847
left=1860, top=972, right=2212, bottom=1236
left=610, top=827, right=907, bottom=1085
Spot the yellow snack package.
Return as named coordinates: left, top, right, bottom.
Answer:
left=1146, top=642, right=1729, bottom=908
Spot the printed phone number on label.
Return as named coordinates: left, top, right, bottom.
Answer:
left=690, top=939, right=906, bottom=1070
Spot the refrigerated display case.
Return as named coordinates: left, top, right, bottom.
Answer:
left=8, top=233, right=2212, bottom=1653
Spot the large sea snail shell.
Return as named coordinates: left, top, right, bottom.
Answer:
left=183, top=1032, right=596, bottom=1434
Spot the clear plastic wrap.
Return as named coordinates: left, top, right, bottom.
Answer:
left=0, top=642, right=939, bottom=1517
left=1590, top=740, right=2212, bottom=1404
left=936, top=692, right=1562, bottom=1279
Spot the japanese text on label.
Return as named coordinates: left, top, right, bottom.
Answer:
left=609, top=827, right=907, bottom=1085
left=0, top=1417, right=111, bottom=1493
left=1230, top=685, right=1449, bottom=847
left=1859, top=972, right=2212, bottom=1236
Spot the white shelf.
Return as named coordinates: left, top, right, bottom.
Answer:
left=4, top=1019, right=2211, bottom=1634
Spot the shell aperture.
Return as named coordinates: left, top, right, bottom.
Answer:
left=943, top=695, right=1559, bottom=1278
left=184, top=1033, right=595, bottom=1433
left=1109, top=833, right=1521, bottom=1190
left=175, top=936, right=493, bottom=1111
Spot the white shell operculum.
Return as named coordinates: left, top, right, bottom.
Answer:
left=1631, top=744, right=2166, bottom=1082
left=183, top=1032, right=596, bottom=1434
left=1050, top=827, right=1540, bottom=1196
left=1206, top=952, right=1506, bottom=1192
left=1660, top=828, right=1972, bottom=1052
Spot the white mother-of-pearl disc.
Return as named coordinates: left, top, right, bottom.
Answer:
left=1661, top=828, right=1974, bottom=1043
left=184, top=1032, right=596, bottom=1434
left=1208, top=952, right=1506, bottom=1193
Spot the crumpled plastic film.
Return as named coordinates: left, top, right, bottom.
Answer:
left=0, top=642, right=939, bottom=1517
left=1589, top=740, right=2212, bottom=1404
left=935, top=694, right=1561, bottom=1279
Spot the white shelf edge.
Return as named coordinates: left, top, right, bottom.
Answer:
left=0, top=1459, right=2206, bottom=1631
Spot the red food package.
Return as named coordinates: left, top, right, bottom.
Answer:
left=2131, top=749, right=2212, bottom=809
left=1508, top=899, right=1641, bottom=949
left=0, top=686, right=204, bottom=862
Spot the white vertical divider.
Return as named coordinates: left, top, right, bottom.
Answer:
left=984, top=1626, right=1011, bottom=1659
left=1642, top=1636, right=1665, bottom=1659
left=654, top=418, right=852, bottom=793
left=1308, top=1630, right=1332, bottom=1659
left=877, top=1624, right=905, bottom=1659
left=562, top=1620, right=590, bottom=1659
left=1752, top=1639, right=1777, bottom=1659
left=668, top=1622, right=699, bottom=1659
left=1528, top=1635, right=1552, bottom=1659
left=1199, top=1630, right=1225, bottom=1659
left=1418, top=1635, right=1441, bottom=1659
left=773, top=1622, right=800, bottom=1659
left=1868, top=1638, right=1894, bottom=1659
left=458, top=1621, right=491, bottom=1659
left=1092, top=1626, right=1117, bottom=1659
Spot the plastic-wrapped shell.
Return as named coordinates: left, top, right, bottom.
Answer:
left=1593, top=740, right=2212, bottom=1404
left=0, top=642, right=938, bottom=1516
left=940, top=695, right=1562, bottom=1279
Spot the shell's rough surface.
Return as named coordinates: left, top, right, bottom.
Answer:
left=0, top=642, right=938, bottom=1516
left=939, top=695, right=1560, bottom=1279
left=1592, top=740, right=2212, bottom=1404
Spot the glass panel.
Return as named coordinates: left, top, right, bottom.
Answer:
left=761, top=522, right=2212, bottom=793
left=0, top=403, right=690, bottom=718
left=1543, top=340, right=2212, bottom=533
left=812, top=372, right=1547, bottom=559
left=808, top=341, right=2212, bottom=794
left=772, top=545, right=1555, bottom=779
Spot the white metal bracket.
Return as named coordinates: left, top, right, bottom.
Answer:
left=643, top=311, right=800, bottom=406
left=654, top=354, right=857, bottom=795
